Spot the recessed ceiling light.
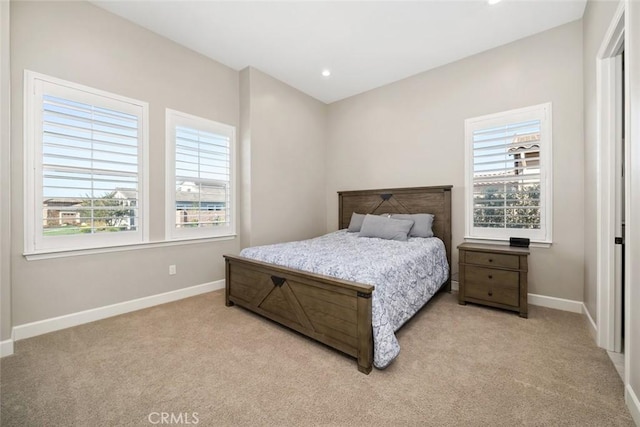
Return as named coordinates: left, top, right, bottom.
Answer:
left=488, top=0, right=502, bottom=4
left=321, top=69, right=331, bottom=77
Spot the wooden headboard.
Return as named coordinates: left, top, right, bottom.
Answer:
left=338, top=186, right=452, bottom=290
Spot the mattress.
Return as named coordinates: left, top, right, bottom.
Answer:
left=239, top=230, right=449, bottom=368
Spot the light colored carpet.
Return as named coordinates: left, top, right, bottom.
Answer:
left=0, top=290, right=635, bottom=426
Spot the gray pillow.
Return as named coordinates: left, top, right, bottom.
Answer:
left=391, top=213, right=435, bottom=238
left=347, top=212, right=366, bottom=232
left=359, top=214, right=414, bottom=241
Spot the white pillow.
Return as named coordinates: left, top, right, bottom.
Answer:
left=391, top=213, right=435, bottom=238
left=358, top=214, right=414, bottom=241
left=347, top=212, right=366, bottom=232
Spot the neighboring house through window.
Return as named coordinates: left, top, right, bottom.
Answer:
left=24, top=71, right=149, bottom=253
left=464, top=103, right=552, bottom=244
left=165, top=109, right=235, bottom=240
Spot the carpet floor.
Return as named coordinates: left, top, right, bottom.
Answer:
left=0, top=290, right=635, bottom=426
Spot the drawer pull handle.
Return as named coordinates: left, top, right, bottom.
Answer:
left=488, top=290, right=493, bottom=297
left=488, top=275, right=493, bottom=279
left=488, top=259, right=493, bottom=263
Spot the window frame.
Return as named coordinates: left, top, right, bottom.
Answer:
left=24, top=70, right=149, bottom=255
left=464, top=102, right=553, bottom=244
left=165, top=109, right=236, bottom=241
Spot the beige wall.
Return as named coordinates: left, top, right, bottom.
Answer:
left=239, top=67, right=326, bottom=248
left=239, top=68, right=252, bottom=251
left=10, top=1, right=240, bottom=326
left=326, top=21, right=585, bottom=300
left=1, top=0, right=11, bottom=342
left=582, top=0, right=621, bottom=323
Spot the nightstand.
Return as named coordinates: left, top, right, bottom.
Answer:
left=458, top=242, right=529, bottom=318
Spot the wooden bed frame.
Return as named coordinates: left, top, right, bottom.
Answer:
left=224, top=186, right=452, bottom=374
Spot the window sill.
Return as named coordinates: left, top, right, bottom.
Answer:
left=463, top=236, right=552, bottom=249
left=23, top=235, right=237, bottom=261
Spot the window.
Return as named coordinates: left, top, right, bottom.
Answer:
left=24, top=71, right=148, bottom=253
left=165, top=109, right=235, bottom=240
left=464, top=103, right=552, bottom=243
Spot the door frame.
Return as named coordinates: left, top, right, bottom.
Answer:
left=596, top=2, right=625, bottom=352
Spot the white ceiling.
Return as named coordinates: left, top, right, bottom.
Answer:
left=93, top=1, right=587, bottom=104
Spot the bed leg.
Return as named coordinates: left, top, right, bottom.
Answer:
left=356, top=292, right=373, bottom=375
left=224, top=257, right=234, bottom=307
left=358, top=361, right=372, bottom=374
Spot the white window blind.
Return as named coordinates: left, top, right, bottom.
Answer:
left=465, top=103, right=552, bottom=243
left=42, top=95, right=140, bottom=233
left=166, top=109, right=235, bottom=239
left=25, top=71, right=148, bottom=253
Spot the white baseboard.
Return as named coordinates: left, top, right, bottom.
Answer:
left=12, top=280, right=224, bottom=342
left=626, top=384, right=640, bottom=426
left=582, top=303, right=598, bottom=342
left=0, top=338, right=14, bottom=357
left=453, top=282, right=583, bottom=314
left=527, top=293, right=583, bottom=313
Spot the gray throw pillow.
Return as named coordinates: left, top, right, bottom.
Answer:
left=392, top=213, right=435, bottom=238
left=347, top=212, right=366, bottom=232
left=358, top=214, right=414, bottom=241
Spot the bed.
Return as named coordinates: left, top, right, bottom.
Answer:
left=224, top=186, right=452, bottom=374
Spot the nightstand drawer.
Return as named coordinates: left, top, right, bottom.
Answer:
left=464, top=266, right=519, bottom=287
left=463, top=266, right=519, bottom=306
left=464, top=251, right=520, bottom=269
